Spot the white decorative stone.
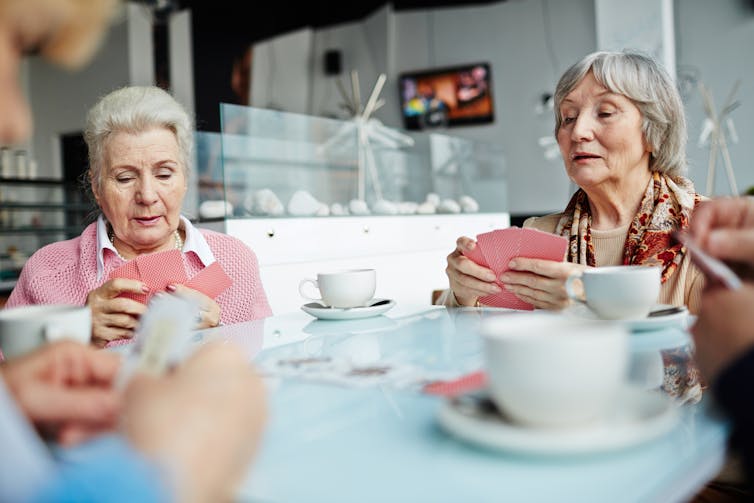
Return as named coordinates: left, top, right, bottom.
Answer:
left=437, top=198, right=461, bottom=214
left=425, top=192, right=440, bottom=206
left=199, top=200, right=233, bottom=219
left=372, top=199, right=398, bottom=215
left=416, top=201, right=436, bottom=214
left=398, top=202, right=419, bottom=214
left=251, top=188, right=285, bottom=216
left=316, top=203, right=330, bottom=216
left=349, top=199, right=370, bottom=215
left=458, top=195, right=480, bottom=213
left=288, top=190, right=321, bottom=216
left=330, top=203, right=348, bottom=216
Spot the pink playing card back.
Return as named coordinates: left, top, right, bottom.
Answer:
left=108, top=260, right=148, bottom=304
left=135, top=249, right=188, bottom=300
left=185, top=261, right=233, bottom=299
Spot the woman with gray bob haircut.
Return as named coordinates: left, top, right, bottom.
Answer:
left=8, top=85, right=272, bottom=346
left=553, top=50, right=687, bottom=178
left=442, top=48, right=704, bottom=336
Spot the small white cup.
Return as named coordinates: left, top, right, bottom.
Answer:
left=0, top=304, right=92, bottom=359
left=481, top=313, right=629, bottom=428
left=565, top=265, right=661, bottom=320
left=299, top=269, right=376, bottom=308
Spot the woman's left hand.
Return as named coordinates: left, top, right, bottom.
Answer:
left=166, top=284, right=222, bottom=328
left=500, top=258, right=586, bottom=310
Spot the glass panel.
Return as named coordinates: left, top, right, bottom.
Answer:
left=193, top=104, right=507, bottom=219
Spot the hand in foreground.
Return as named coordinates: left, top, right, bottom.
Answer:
left=0, top=340, right=121, bottom=445
left=122, top=343, right=266, bottom=503
left=688, top=197, right=754, bottom=270
left=166, top=284, right=222, bottom=328
left=691, top=284, right=754, bottom=383
left=87, top=278, right=148, bottom=347
left=445, top=237, right=502, bottom=306
left=501, top=258, right=586, bottom=310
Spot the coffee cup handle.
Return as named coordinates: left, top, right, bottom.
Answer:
left=565, top=272, right=586, bottom=303
left=298, top=278, right=322, bottom=302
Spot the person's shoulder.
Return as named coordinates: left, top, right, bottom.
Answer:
left=522, top=213, right=563, bottom=233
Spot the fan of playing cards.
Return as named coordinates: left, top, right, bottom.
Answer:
left=108, top=249, right=233, bottom=304
left=462, top=227, right=569, bottom=310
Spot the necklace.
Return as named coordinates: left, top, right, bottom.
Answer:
left=108, top=227, right=183, bottom=261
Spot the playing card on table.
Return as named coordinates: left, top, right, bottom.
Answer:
left=185, top=261, right=233, bottom=299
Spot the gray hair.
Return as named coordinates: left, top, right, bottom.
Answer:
left=84, top=86, right=193, bottom=191
left=553, top=50, right=686, bottom=176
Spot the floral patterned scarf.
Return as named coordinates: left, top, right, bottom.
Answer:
left=554, top=172, right=701, bottom=283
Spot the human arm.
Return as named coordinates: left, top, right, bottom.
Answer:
left=86, top=278, right=149, bottom=347
left=690, top=284, right=754, bottom=383
left=444, top=236, right=502, bottom=306
left=0, top=340, right=121, bottom=445
left=121, top=342, right=267, bottom=503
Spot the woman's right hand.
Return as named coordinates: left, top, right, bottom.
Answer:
left=86, top=279, right=148, bottom=347
left=446, top=236, right=502, bottom=306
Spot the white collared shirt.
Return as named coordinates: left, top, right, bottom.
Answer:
left=96, top=215, right=216, bottom=280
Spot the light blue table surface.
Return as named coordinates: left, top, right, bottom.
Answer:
left=199, top=305, right=730, bottom=503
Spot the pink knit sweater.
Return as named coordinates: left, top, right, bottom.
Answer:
left=6, top=223, right=272, bottom=324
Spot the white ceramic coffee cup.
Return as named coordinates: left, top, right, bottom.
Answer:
left=481, top=313, right=629, bottom=428
left=0, top=304, right=91, bottom=359
left=565, top=265, right=661, bottom=320
left=299, top=269, right=376, bottom=308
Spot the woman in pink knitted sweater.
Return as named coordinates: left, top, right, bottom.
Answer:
left=7, top=86, right=272, bottom=346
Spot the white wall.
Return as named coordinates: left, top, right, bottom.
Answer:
left=255, top=0, right=595, bottom=217
left=675, top=0, right=754, bottom=197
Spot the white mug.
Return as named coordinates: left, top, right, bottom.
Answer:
left=0, top=304, right=91, bottom=359
left=299, top=269, right=376, bottom=308
left=481, top=313, right=629, bottom=428
left=565, top=265, right=661, bottom=320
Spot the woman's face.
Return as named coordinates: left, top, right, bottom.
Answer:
left=93, top=127, right=187, bottom=255
left=557, top=71, right=650, bottom=190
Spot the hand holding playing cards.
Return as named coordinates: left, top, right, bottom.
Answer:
left=446, top=236, right=502, bottom=306
left=87, top=278, right=149, bottom=347
left=501, top=258, right=586, bottom=310
left=689, top=198, right=754, bottom=279
left=122, top=343, right=266, bottom=503
left=452, top=227, right=570, bottom=310
left=166, top=283, right=222, bottom=328
left=1, top=340, right=121, bottom=446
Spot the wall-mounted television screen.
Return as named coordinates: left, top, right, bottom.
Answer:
left=399, top=62, right=494, bottom=130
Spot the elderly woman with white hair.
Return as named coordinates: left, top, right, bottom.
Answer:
left=442, top=49, right=704, bottom=313
left=7, top=86, right=272, bottom=346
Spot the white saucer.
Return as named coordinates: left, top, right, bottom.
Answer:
left=565, top=303, right=689, bottom=332
left=438, top=386, right=678, bottom=456
left=301, top=299, right=396, bottom=320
